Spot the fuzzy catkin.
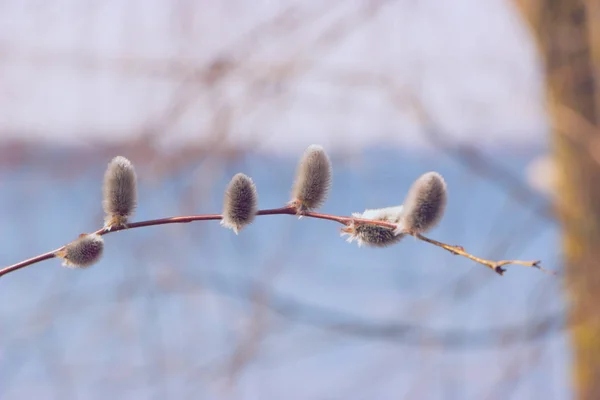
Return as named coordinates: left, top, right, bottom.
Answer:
left=56, top=234, right=104, bottom=268
left=103, top=156, right=137, bottom=229
left=345, top=223, right=403, bottom=248
left=221, top=173, right=258, bottom=234
left=290, top=145, right=332, bottom=212
left=401, top=172, right=447, bottom=234
left=342, top=207, right=405, bottom=247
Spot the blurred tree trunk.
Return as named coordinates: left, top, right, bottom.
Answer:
left=516, top=0, right=600, bottom=398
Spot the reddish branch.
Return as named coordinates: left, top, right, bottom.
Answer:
left=0, top=206, right=548, bottom=278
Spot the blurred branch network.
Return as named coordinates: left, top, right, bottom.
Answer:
left=0, top=0, right=582, bottom=399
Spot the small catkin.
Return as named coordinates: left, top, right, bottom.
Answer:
left=400, top=171, right=447, bottom=234
left=341, top=207, right=405, bottom=248
left=103, top=156, right=137, bottom=229
left=343, top=223, right=404, bottom=248
left=221, top=173, right=258, bottom=234
left=290, top=145, right=332, bottom=212
left=56, top=233, right=104, bottom=268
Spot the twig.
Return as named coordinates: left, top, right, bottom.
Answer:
left=413, top=233, right=550, bottom=276
left=0, top=206, right=545, bottom=278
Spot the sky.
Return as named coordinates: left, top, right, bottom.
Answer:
left=0, top=150, right=567, bottom=399
left=0, top=0, right=548, bottom=153
left=0, top=1, right=569, bottom=399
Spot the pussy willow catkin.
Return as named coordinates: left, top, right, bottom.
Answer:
left=102, top=156, right=138, bottom=230
left=55, top=234, right=104, bottom=268
left=221, top=173, right=259, bottom=234
left=342, top=206, right=405, bottom=247
left=399, top=172, right=447, bottom=235
left=290, top=145, right=332, bottom=213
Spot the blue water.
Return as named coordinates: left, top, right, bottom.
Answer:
left=0, top=147, right=569, bottom=399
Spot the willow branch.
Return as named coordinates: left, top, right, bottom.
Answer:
left=0, top=206, right=546, bottom=278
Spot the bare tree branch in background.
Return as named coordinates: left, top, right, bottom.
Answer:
left=0, top=2, right=572, bottom=398
left=117, top=271, right=568, bottom=349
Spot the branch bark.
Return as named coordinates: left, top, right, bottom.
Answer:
left=0, top=206, right=544, bottom=278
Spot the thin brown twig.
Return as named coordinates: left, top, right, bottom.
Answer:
left=413, top=233, right=550, bottom=276
left=0, top=206, right=546, bottom=278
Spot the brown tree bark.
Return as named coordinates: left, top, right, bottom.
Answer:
left=516, top=1, right=600, bottom=398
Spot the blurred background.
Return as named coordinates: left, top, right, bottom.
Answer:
left=0, top=0, right=597, bottom=399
